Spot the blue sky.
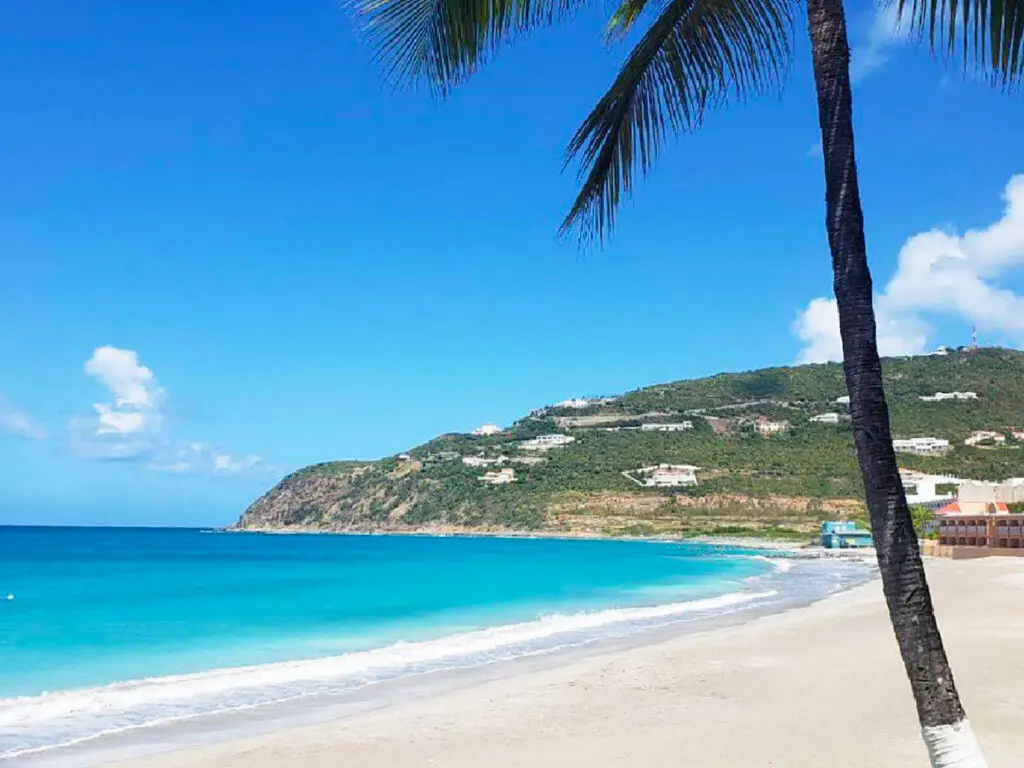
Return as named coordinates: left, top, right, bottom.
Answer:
left=2, top=0, right=1024, bottom=526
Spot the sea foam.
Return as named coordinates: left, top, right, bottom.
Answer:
left=0, top=590, right=777, bottom=759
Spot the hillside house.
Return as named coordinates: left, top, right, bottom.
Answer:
left=424, top=451, right=461, bottom=464
left=1011, top=429, right=1024, bottom=441
left=511, top=455, right=545, bottom=466
left=836, top=395, right=851, bottom=405
left=640, top=422, right=693, bottom=432
left=519, top=434, right=576, bottom=451
left=462, top=455, right=508, bottom=468
left=958, top=480, right=1024, bottom=505
left=810, top=412, right=841, bottom=424
left=649, top=465, right=698, bottom=486
left=554, top=398, right=590, bottom=409
left=892, top=437, right=950, bottom=455
left=965, top=430, right=1006, bottom=447
left=472, top=423, right=502, bottom=436
left=754, top=417, right=789, bottom=436
left=480, top=468, right=516, bottom=485
left=626, top=464, right=699, bottom=487
left=900, top=469, right=964, bottom=509
left=919, top=391, right=978, bottom=402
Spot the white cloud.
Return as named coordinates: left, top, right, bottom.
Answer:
left=84, top=346, right=162, bottom=408
left=149, top=442, right=267, bottom=477
left=0, top=397, right=46, bottom=440
left=70, top=346, right=267, bottom=475
left=72, top=346, right=165, bottom=459
left=793, top=297, right=931, bottom=363
left=794, top=174, right=1024, bottom=362
left=849, top=3, right=911, bottom=83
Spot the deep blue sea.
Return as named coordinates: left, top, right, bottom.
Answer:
left=0, top=527, right=873, bottom=761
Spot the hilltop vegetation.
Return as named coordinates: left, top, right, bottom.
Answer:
left=237, top=348, right=1024, bottom=538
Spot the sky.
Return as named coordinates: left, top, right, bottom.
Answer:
left=2, top=0, right=1024, bottom=526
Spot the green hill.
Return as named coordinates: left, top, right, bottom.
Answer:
left=236, top=347, right=1024, bottom=539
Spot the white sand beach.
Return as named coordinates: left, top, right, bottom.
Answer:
left=111, top=557, right=1024, bottom=768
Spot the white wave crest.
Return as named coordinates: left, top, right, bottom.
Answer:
left=0, top=590, right=775, bottom=758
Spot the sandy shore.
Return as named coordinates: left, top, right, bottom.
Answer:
left=110, top=557, right=1024, bottom=768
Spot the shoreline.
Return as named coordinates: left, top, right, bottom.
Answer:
left=225, top=525, right=819, bottom=550
left=5, top=553, right=872, bottom=767
left=92, top=556, right=1024, bottom=768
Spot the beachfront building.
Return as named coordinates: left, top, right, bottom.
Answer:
left=892, top=437, right=950, bottom=455
left=519, top=434, right=576, bottom=451
left=809, top=412, right=841, bottom=425
left=462, top=455, right=508, bottom=468
left=640, top=422, right=693, bottom=432
left=919, top=391, right=978, bottom=402
left=964, top=430, right=1006, bottom=447
left=625, top=464, right=699, bottom=487
left=935, top=501, right=1017, bottom=548
left=820, top=521, right=873, bottom=549
left=479, top=468, right=516, bottom=485
left=472, top=423, right=503, bottom=437
left=754, top=417, right=789, bottom=436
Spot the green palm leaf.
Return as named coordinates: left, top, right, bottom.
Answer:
left=559, top=0, right=794, bottom=243
left=358, top=0, right=584, bottom=92
left=897, top=0, right=1024, bottom=85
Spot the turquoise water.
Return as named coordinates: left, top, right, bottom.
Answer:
left=0, top=527, right=871, bottom=761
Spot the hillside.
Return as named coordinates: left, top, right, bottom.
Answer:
left=236, top=347, right=1024, bottom=538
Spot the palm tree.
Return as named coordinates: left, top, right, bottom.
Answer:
left=356, top=0, right=1020, bottom=762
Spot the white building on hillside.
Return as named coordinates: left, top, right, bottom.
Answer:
left=1012, top=428, right=1024, bottom=441
left=958, top=479, right=1024, bottom=504
left=554, top=398, right=590, bottom=409
left=640, top=422, right=693, bottom=432
left=755, top=417, right=789, bottom=436
left=810, top=412, right=841, bottom=424
left=462, top=455, right=508, bottom=467
left=626, top=464, right=699, bottom=487
left=480, top=468, right=516, bottom=485
left=900, top=469, right=965, bottom=509
left=919, top=391, right=978, bottom=402
left=965, top=430, right=1006, bottom=447
left=519, top=434, right=576, bottom=451
left=836, top=395, right=851, bottom=405
left=892, top=437, right=950, bottom=455
left=472, top=423, right=503, bottom=436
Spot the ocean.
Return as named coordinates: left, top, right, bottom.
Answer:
left=0, top=527, right=873, bottom=763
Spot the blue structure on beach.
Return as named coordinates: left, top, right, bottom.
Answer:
left=820, top=521, right=874, bottom=549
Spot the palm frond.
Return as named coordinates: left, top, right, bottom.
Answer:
left=357, top=0, right=585, bottom=93
left=605, top=0, right=655, bottom=43
left=896, top=0, right=1024, bottom=85
left=559, top=0, right=794, bottom=243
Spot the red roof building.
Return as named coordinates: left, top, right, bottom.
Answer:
left=935, top=501, right=1022, bottom=549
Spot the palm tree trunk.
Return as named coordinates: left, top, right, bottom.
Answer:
left=805, top=0, right=986, bottom=765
